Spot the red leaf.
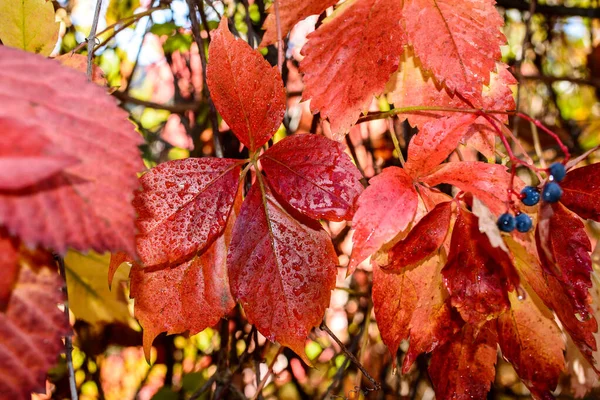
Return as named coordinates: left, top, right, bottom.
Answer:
left=384, top=201, right=453, bottom=271
left=108, top=251, right=131, bottom=288
left=0, top=46, right=144, bottom=254
left=442, top=208, right=517, bottom=325
left=207, top=18, right=285, bottom=152
left=261, top=134, right=363, bottom=221
left=0, top=251, right=70, bottom=399
left=259, top=0, right=338, bottom=47
left=420, top=161, right=520, bottom=215
left=133, top=158, right=241, bottom=268
left=429, top=323, right=498, bottom=400
left=560, top=163, right=600, bottom=222
left=228, top=180, right=337, bottom=360
left=403, top=0, right=505, bottom=102
left=130, top=192, right=239, bottom=360
left=536, top=202, right=592, bottom=316
left=0, top=231, right=19, bottom=311
left=300, top=0, right=405, bottom=136
left=404, top=114, right=477, bottom=178
left=0, top=117, right=78, bottom=190
left=497, top=291, right=565, bottom=397
left=350, top=167, right=418, bottom=270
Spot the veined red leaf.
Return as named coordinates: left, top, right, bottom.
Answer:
left=261, top=133, right=363, bottom=221
left=402, top=254, right=462, bottom=372
left=131, top=192, right=239, bottom=360
left=536, top=202, right=592, bottom=316
left=560, top=163, right=600, bottom=222
left=497, top=291, right=565, bottom=398
left=0, top=231, right=19, bottom=311
left=228, top=180, right=337, bottom=360
left=300, top=0, right=405, bottom=137
left=259, top=0, right=338, bottom=47
left=403, top=0, right=505, bottom=102
left=0, top=46, right=144, bottom=255
left=442, top=208, right=518, bottom=325
left=429, top=323, right=498, bottom=400
left=420, top=161, right=520, bottom=215
left=384, top=201, right=452, bottom=271
left=108, top=251, right=131, bottom=288
left=134, top=158, right=241, bottom=268
left=207, top=18, right=285, bottom=152
left=0, top=251, right=70, bottom=399
left=418, top=185, right=453, bottom=211
left=350, top=167, right=418, bottom=270
left=404, top=114, right=477, bottom=178
left=0, top=117, right=79, bottom=190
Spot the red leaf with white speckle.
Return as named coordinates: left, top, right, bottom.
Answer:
left=228, top=181, right=337, bottom=361
left=350, top=167, right=418, bottom=270
left=134, top=158, right=241, bottom=268
left=261, top=134, right=363, bottom=221
left=207, top=18, right=285, bottom=152
left=560, top=163, right=600, bottom=222
left=0, top=46, right=144, bottom=255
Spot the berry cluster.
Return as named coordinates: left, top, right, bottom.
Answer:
left=497, top=162, right=565, bottom=233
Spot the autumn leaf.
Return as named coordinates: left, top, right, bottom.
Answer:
left=133, top=158, right=241, bottom=267
left=207, top=18, right=285, bottom=152
left=560, top=163, right=600, bottom=222
left=350, top=167, right=418, bottom=270
left=106, top=0, right=140, bottom=26
left=55, top=53, right=107, bottom=86
left=300, top=0, right=405, bottom=137
left=384, top=201, right=452, bottom=271
left=227, top=181, right=337, bottom=361
left=0, top=0, right=59, bottom=56
left=429, top=323, right=498, bottom=400
left=0, top=46, right=144, bottom=255
left=403, top=0, right=505, bottom=102
left=0, top=250, right=70, bottom=400
left=64, top=251, right=131, bottom=325
left=260, top=133, right=363, bottom=221
left=131, top=192, right=239, bottom=360
left=442, top=208, right=518, bottom=325
left=0, top=231, right=19, bottom=310
left=259, top=0, right=338, bottom=47
left=497, top=291, right=565, bottom=398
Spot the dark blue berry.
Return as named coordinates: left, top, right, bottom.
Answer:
left=548, top=162, right=566, bottom=182
left=515, top=213, right=533, bottom=233
left=498, top=213, right=516, bottom=232
left=542, top=182, right=563, bottom=203
left=520, top=186, right=540, bottom=206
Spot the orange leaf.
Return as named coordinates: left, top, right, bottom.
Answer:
left=55, top=53, right=107, bottom=86
left=207, top=18, right=285, bottom=152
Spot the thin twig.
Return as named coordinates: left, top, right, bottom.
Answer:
left=55, top=255, right=78, bottom=400
left=87, top=0, right=104, bottom=80
left=250, top=347, right=283, bottom=400
left=273, top=0, right=284, bottom=74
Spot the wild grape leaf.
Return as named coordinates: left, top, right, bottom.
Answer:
left=0, top=250, right=70, bottom=399
left=228, top=181, right=337, bottom=360
left=472, top=197, right=509, bottom=252
left=442, top=208, right=518, bottom=325
left=131, top=193, right=239, bottom=360
left=0, top=46, right=144, bottom=255
left=350, top=167, right=418, bottom=270
left=259, top=0, right=338, bottom=47
left=384, top=201, right=452, bottom=271
left=0, top=231, right=19, bottom=310
left=402, top=254, right=462, bottom=372
left=404, top=114, right=477, bottom=178
left=507, top=237, right=598, bottom=371
left=536, top=202, right=592, bottom=316
left=417, top=185, right=453, bottom=211
left=0, top=117, right=78, bottom=190
left=0, top=0, right=59, bottom=56
left=403, top=0, right=505, bottom=102
left=300, top=0, right=405, bottom=137
left=420, top=161, right=520, bottom=215
left=207, top=18, right=286, bottom=152
left=133, top=158, right=241, bottom=267
left=497, top=291, right=565, bottom=398
left=560, top=163, right=600, bottom=222
left=55, top=53, right=107, bottom=86
left=429, top=323, right=498, bottom=400
left=260, top=133, right=363, bottom=221
left=108, top=251, right=131, bottom=289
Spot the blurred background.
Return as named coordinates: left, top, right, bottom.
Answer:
left=38, top=0, right=600, bottom=399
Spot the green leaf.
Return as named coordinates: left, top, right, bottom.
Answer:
left=0, top=0, right=59, bottom=56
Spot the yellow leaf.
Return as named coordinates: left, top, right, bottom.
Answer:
left=106, top=0, right=140, bottom=26
left=0, top=0, right=59, bottom=56
left=64, top=251, right=131, bottom=325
